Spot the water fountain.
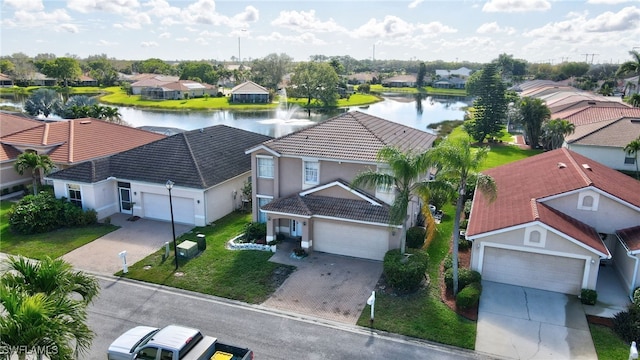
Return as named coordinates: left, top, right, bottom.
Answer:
left=258, top=88, right=313, bottom=126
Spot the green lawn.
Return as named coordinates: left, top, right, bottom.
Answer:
left=120, top=211, right=295, bottom=304
left=356, top=204, right=476, bottom=349
left=0, top=200, right=118, bottom=259
left=368, top=84, right=467, bottom=96
left=590, top=324, right=630, bottom=359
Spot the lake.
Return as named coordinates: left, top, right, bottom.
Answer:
left=1, top=93, right=470, bottom=138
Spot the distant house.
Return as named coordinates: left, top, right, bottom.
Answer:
left=74, top=74, right=98, bottom=87
left=141, top=80, right=217, bottom=100
left=30, top=72, right=57, bottom=86
left=381, top=74, right=417, bottom=88
left=230, top=81, right=270, bottom=103
left=0, top=73, right=13, bottom=87
left=47, top=125, right=272, bottom=226
left=130, top=75, right=181, bottom=95
left=346, top=72, right=378, bottom=85
left=435, top=67, right=473, bottom=79
left=433, top=77, right=466, bottom=89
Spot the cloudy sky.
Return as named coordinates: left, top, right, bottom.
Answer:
left=1, top=0, right=639, bottom=64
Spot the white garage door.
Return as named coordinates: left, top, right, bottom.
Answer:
left=313, top=221, right=389, bottom=261
left=142, top=193, right=195, bottom=225
left=482, top=247, right=585, bottom=295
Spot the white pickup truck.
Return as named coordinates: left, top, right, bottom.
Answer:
left=107, top=324, right=253, bottom=360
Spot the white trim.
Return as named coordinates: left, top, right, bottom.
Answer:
left=313, top=214, right=400, bottom=228
left=245, top=145, right=281, bottom=157
left=260, top=210, right=312, bottom=219
left=299, top=181, right=382, bottom=206
left=278, top=154, right=378, bottom=166
left=524, top=226, right=547, bottom=248
left=539, top=185, right=640, bottom=212
left=478, top=242, right=591, bottom=290
left=469, top=220, right=610, bottom=258
left=302, top=160, right=320, bottom=188
left=577, top=190, right=600, bottom=211
left=256, top=155, right=275, bottom=179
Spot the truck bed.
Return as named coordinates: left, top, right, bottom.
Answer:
left=182, top=336, right=217, bottom=360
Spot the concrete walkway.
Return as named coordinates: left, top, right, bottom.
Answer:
left=476, top=281, right=597, bottom=360
left=62, top=213, right=193, bottom=275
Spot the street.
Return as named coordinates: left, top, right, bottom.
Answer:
left=88, top=276, right=487, bottom=360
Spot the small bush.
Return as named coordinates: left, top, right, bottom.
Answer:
left=445, top=268, right=481, bottom=292
left=633, top=287, right=640, bottom=307
left=8, top=192, right=97, bottom=234
left=406, top=226, right=426, bottom=249
left=456, top=282, right=482, bottom=309
left=613, top=306, right=640, bottom=343
left=383, top=249, right=429, bottom=293
left=244, top=222, right=266, bottom=242
left=458, top=239, right=472, bottom=251
left=459, top=219, right=468, bottom=229
left=580, top=289, right=597, bottom=305
left=464, top=199, right=473, bottom=216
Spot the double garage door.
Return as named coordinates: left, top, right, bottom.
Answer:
left=142, top=193, right=195, bottom=225
left=313, top=221, right=389, bottom=261
left=482, top=247, right=585, bottom=295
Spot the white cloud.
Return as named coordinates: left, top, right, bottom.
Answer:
left=5, top=0, right=43, bottom=11
left=195, top=37, right=209, bottom=45
left=483, top=0, right=551, bottom=13
left=583, top=6, right=640, bottom=32
left=12, top=9, right=71, bottom=27
left=408, top=0, right=425, bottom=9
left=352, top=15, right=414, bottom=39
left=587, top=0, right=634, bottom=4
left=176, top=37, right=189, bottom=42
left=57, top=23, right=79, bottom=33
left=234, top=5, right=259, bottom=23
left=67, top=0, right=140, bottom=15
left=476, top=21, right=516, bottom=35
left=271, top=10, right=347, bottom=33
left=97, top=39, right=118, bottom=46
left=144, top=0, right=181, bottom=17
left=256, top=31, right=327, bottom=45
left=159, top=32, right=171, bottom=39
left=416, top=21, right=458, bottom=36
left=140, top=41, right=158, bottom=47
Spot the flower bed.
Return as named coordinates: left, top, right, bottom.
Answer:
left=227, top=234, right=276, bottom=252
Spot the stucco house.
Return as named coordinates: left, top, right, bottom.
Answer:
left=245, top=111, right=437, bottom=261
left=381, top=74, right=417, bottom=88
left=141, top=80, right=217, bottom=100
left=435, top=67, right=472, bottom=79
left=0, top=73, right=14, bottom=87
left=230, top=81, right=270, bottom=103
left=466, top=148, right=640, bottom=297
left=130, top=75, right=181, bottom=95
left=1, top=113, right=164, bottom=192
left=47, top=125, right=272, bottom=226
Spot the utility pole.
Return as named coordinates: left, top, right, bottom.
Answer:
left=581, top=53, right=599, bottom=64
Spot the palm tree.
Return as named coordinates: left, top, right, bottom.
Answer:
left=1, top=256, right=99, bottom=359
left=351, top=146, right=437, bottom=255
left=625, top=136, right=640, bottom=180
left=23, top=88, right=62, bottom=118
left=14, top=152, right=55, bottom=195
left=541, top=118, right=575, bottom=150
left=517, top=97, right=550, bottom=149
left=426, top=135, right=497, bottom=296
left=102, top=106, right=125, bottom=125
left=616, top=50, right=640, bottom=96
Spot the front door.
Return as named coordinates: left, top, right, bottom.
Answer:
left=290, top=220, right=302, bottom=237
left=119, top=186, right=133, bottom=214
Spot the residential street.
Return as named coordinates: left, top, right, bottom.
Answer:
left=87, top=276, right=487, bottom=360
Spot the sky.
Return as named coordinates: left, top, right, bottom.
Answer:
left=1, top=0, right=639, bottom=64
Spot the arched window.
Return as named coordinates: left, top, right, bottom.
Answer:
left=582, top=195, right=594, bottom=208
left=529, top=230, right=541, bottom=243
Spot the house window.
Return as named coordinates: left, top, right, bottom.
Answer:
left=625, top=156, right=636, bottom=165
left=582, top=195, right=594, bottom=208
left=303, top=161, right=319, bottom=185
left=524, top=227, right=546, bottom=247
left=67, top=184, right=82, bottom=208
left=577, top=191, right=599, bottom=211
left=257, top=156, right=274, bottom=179
left=529, top=230, right=541, bottom=243
left=257, top=196, right=272, bottom=223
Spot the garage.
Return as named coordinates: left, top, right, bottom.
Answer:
left=142, top=193, right=195, bottom=225
left=482, top=247, right=585, bottom=295
left=313, top=220, right=389, bottom=261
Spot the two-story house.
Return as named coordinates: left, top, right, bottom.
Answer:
left=466, top=148, right=640, bottom=297
left=245, top=111, right=437, bottom=260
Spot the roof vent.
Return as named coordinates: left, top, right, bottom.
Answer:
left=587, top=101, right=596, bottom=105
left=80, top=120, right=91, bottom=124
left=557, top=162, right=567, bottom=169
left=582, top=163, right=592, bottom=171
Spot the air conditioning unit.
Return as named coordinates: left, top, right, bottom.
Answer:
left=177, top=240, right=198, bottom=259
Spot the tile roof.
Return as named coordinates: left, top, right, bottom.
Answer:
left=466, top=148, right=640, bottom=253
left=261, top=194, right=391, bottom=224
left=567, top=117, right=640, bottom=147
left=618, top=226, right=640, bottom=252
left=230, top=81, right=269, bottom=94
left=0, top=113, right=43, bottom=161
left=1, top=118, right=165, bottom=165
left=48, top=125, right=273, bottom=189
left=253, top=111, right=436, bottom=162
left=553, top=105, right=636, bottom=125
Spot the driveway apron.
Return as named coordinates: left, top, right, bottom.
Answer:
left=476, top=281, right=597, bottom=360
left=264, top=242, right=383, bottom=325
left=62, top=213, right=193, bottom=275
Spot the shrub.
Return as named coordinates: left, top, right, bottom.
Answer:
left=458, top=239, right=472, bottom=251
left=456, top=282, right=482, bottom=309
left=580, top=289, right=597, bottom=305
left=244, top=222, right=266, bottom=242
left=445, top=268, right=481, bottom=292
left=459, top=219, right=468, bottom=229
left=406, top=226, right=426, bottom=249
left=383, top=249, right=429, bottom=293
left=464, top=199, right=473, bottom=216
left=633, top=287, right=640, bottom=307
left=8, top=192, right=97, bottom=234
left=443, top=253, right=456, bottom=271
left=613, top=306, right=640, bottom=343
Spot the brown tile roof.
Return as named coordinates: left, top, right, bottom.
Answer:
left=618, top=226, right=640, bottom=252
left=254, top=111, right=436, bottom=162
left=553, top=106, right=638, bottom=126
left=161, top=80, right=215, bottom=91
left=466, top=148, right=640, bottom=253
left=0, top=113, right=43, bottom=161
left=567, top=117, right=640, bottom=147
left=1, top=118, right=165, bottom=165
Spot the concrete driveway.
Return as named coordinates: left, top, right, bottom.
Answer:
left=263, top=241, right=383, bottom=324
left=476, top=281, right=597, bottom=360
left=62, top=213, right=193, bottom=275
